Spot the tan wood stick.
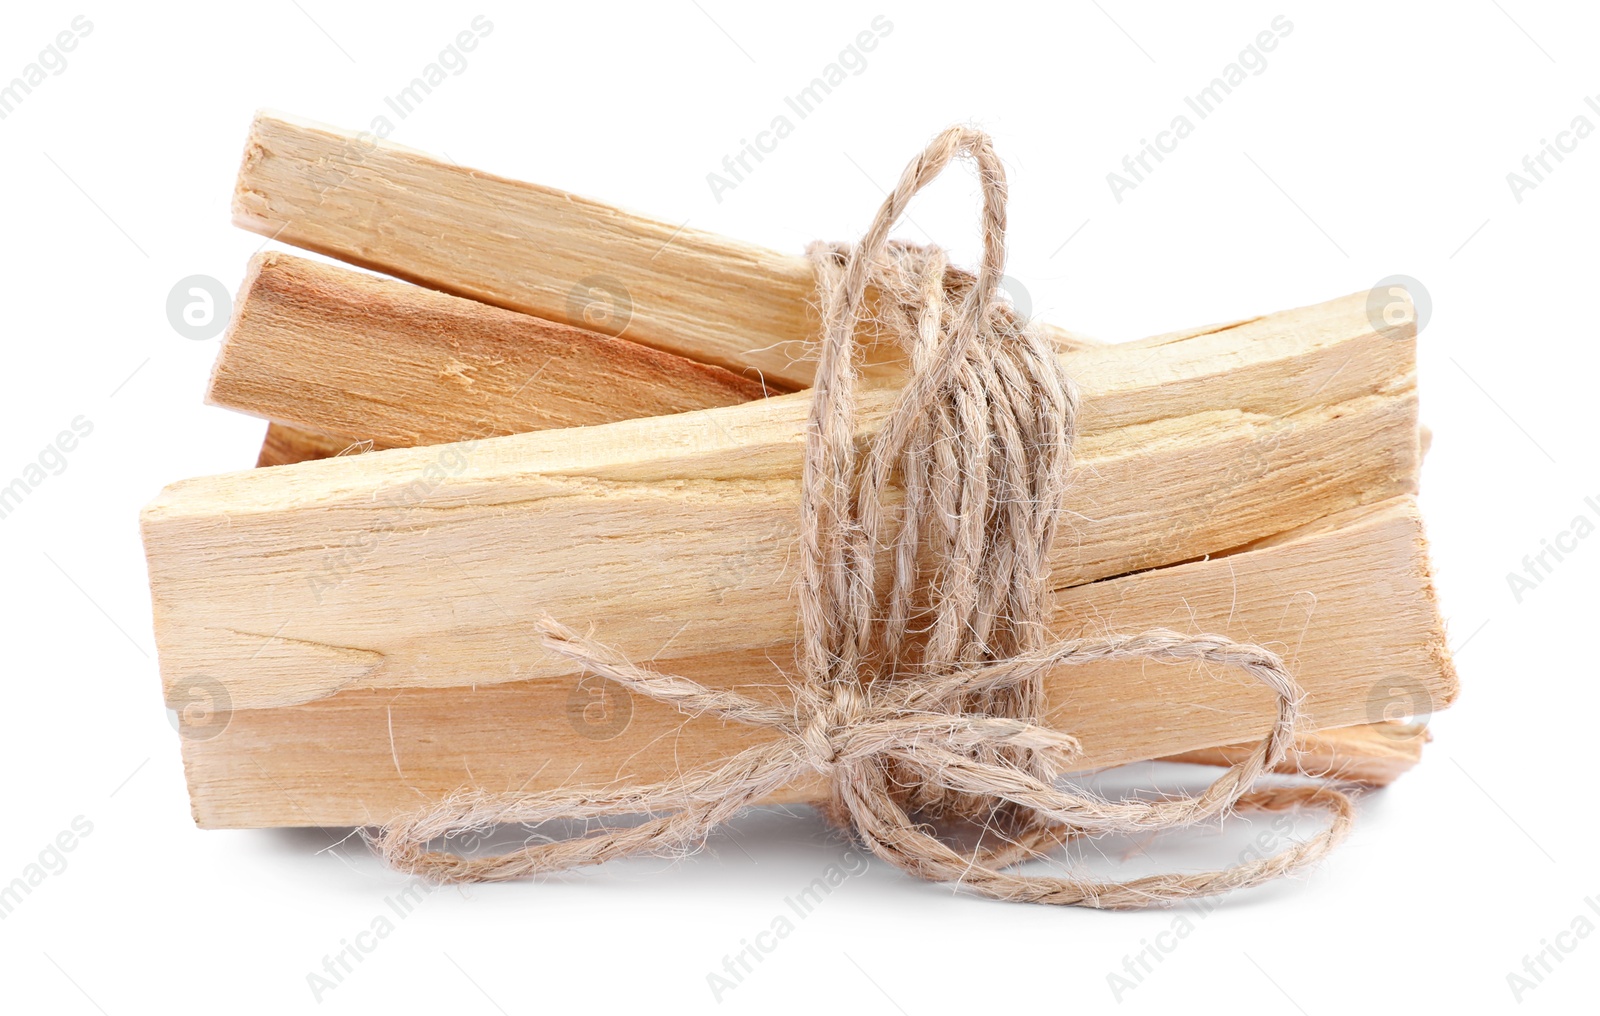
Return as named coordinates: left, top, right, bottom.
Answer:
left=176, top=496, right=1452, bottom=828
left=257, top=423, right=365, bottom=467
left=215, top=253, right=771, bottom=455
left=233, top=111, right=1093, bottom=388
left=143, top=287, right=1419, bottom=717
left=1163, top=721, right=1430, bottom=787
left=210, top=257, right=1276, bottom=475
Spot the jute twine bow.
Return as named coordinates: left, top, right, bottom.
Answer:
left=372, top=126, right=1355, bottom=908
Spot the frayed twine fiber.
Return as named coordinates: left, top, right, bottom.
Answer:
left=369, top=126, right=1354, bottom=908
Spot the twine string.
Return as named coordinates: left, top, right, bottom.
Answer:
left=371, top=126, right=1354, bottom=908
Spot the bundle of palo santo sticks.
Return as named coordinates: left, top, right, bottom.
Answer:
left=143, top=112, right=1455, bottom=836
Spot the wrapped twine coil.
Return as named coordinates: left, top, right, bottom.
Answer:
left=370, top=126, right=1354, bottom=908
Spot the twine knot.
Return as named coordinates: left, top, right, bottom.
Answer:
left=370, top=125, right=1356, bottom=908
left=799, top=684, right=865, bottom=769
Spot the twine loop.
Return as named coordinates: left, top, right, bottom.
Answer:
left=370, top=125, right=1355, bottom=907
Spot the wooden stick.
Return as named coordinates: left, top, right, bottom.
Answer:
left=233, top=111, right=1094, bottom=388
left=1163, top=721, right=1429, bottom=787
left=214, top=253, right=771, bottom=454
left=256, top=423, right=365, bottom=467
left=177, top=496, right=1452, bottom=827
left=143, top=287, right=1419, bottom=715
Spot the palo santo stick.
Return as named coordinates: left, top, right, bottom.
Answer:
left=257, top=423, right=365, bottom=467
left=143, top=288, right=1419, bottom=713
left=178, top=497, right=1453, bottom=828
left=214, top=253, right=770, bottom=453
left=233, top=111, right=1092, bottom=388
left=1163, top=721, right=1430, bottom=787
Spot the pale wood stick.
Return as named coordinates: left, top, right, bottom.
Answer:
left=1164, top=721, right=1430, bottom=787
left=143, top=288, right=1419, bottom=715
left=214, top=253, right=770, bottom=455
left=177, top=496, right=1452, bottom=828
left=233, top=111, right=1093, bottom=388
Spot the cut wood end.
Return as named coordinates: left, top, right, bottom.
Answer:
left=203, top=250, right=273, bottom=416
left=1046, top=496, right=1454, bottom=770
left=1242, top=494, right=1459, bottom=717
left=232, top=110, right=431, bottom=231
left=1422, top=556, right=1463, bottom=714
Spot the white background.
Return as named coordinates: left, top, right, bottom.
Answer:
left=1, top=1, right=1596, bottom=1012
